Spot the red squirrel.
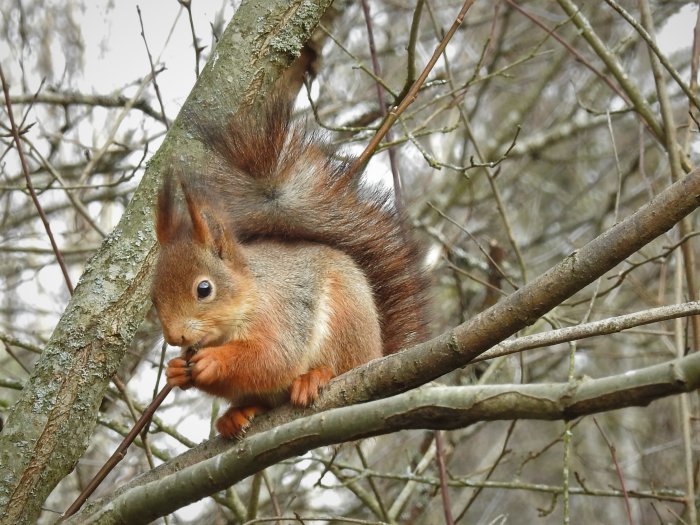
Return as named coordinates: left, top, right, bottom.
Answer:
left=151, top=95, right=430, bottom=438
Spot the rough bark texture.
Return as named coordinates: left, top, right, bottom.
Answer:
left=0, top=1, right=333, bottom=523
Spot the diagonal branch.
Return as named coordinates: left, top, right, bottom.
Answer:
left=318, top=167, right=700, bottom=407
left=69, top=349, right=700, bottom=524
left=0, top=66, right=74, bottom=295
left=349, top=0, right=477, bottom=176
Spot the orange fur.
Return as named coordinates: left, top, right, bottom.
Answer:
left=216, top=405, right=266, bottom=437
left=153, top=95, right=430, bottom=438
left=290, top=367, right=334, bottom=406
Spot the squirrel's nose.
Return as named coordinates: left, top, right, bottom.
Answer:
left=163, top=329, right=195, bottom=348
left=176, top=334, right=197, bottom=347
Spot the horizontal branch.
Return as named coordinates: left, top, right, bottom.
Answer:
left=313, top=167, right=700, bottom=408
left=311, top=460, right=686, bottom=503
left=8, top=90, right=166, bottom=123
left=71, top=350, right=700, bottom=524
left=474, top=300, right=700, bottom=362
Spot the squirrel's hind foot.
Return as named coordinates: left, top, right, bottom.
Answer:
left=290, top=366, right=334, bottom=407
left=216, top=405, right=267, bottom=438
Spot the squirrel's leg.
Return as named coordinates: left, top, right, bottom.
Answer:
left=165, top=357, right=193, bottom=390
left=289, top=366, right=334, bottom=406
left=216, top=405, right=267, bottom=438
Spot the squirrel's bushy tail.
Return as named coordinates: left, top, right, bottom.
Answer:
left=196, top=97, right=431, bottom=355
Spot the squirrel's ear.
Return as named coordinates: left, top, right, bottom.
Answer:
left=211, top=221, right=247, bottom=267
left=181, top=180, right=215, bottom=247
left=180, top=179, right=247, bottom=266
left=155, top=177, right=175, bottom=245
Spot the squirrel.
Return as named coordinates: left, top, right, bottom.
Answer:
left=151, top=95, right=430, bottom=438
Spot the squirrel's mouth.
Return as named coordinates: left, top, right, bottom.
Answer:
left=193, top=333, right=228, bottom=349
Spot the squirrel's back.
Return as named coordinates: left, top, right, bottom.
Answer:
left=196, top=97, right=431, bottom=355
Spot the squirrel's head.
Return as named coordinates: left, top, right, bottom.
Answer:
left=151, top=176, right=254, bottom=349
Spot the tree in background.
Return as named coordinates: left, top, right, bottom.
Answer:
left=1, top=1, right=700, bottom=523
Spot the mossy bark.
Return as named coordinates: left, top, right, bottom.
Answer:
left=0, top=1, right=333, bottom=523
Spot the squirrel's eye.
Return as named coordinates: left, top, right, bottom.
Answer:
left=196, top=280, right=212, bottom=299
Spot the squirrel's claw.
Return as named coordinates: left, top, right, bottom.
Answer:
left=216, top=405, right=266, bottom=438
left=189, top=348, right=224, bottom=386
left=166, top=358, right=193, bottom=390
left=290, top=366, right=334, bottom=406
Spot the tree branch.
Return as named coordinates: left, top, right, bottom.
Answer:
left=69, top=350, right=700, bottom=524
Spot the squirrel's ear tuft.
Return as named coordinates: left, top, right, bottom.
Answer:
left=211, top=220, right=247, bottom=267
left=155, top=176, right=175, bottom=245
left=180, top=177, right=247, bottom=266
left=181, top=178, right=214, bottom=247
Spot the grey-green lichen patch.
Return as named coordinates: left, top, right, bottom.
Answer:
left=28, top=376, right=61, bottom=415
left=269, top=0, right=326, bottom=62
left=133, top=229, right=148, bottom=247
left=270, top=35, right=303, bottom=60
left=295, top=0, right=325, bottom=33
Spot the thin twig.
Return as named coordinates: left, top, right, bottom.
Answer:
left=355, top=444, right=390, bottom=522
left=179, top=0, right=203, bottom=78
left=638, top=0, right=700, bottom=350
left=61, top=384, right=174, bottom=518
left=423, top=1, right=528, bottom=283
left=360, top=0, right=403, bottom=210
left=455, top=421, right=516, bottom=522
left=434, top=431, right=455, bottom=525
left=604, top=0, right=700, bottom=112
left=262, top=471, right=282, bottom=523
left=428, top=202, right=517, bottom=290
left=77, top=70, right=158, bottom=184
left=247, top=472, right=263, bottom=521
left=673, top=253, right=698, bottom=525
left=6, top=90, right=166, bottom=122
left=112, top=376, right=157, bottom=470
left=473, top=301, right=700, bottom=363
left=137, top=6, right=170, bottom=129
left=505, top=0, right=630, bottom=105
left=21, top=136, right=108, bottom=237
left=687, top=3, right=700, bottom=151
left=396, top=0, right=425, bottom=102
left=290, top=454, right=689, bottom=503
left=554, top=0, right=674, bottom=156
left=349, top=0, right=477, bottom=177
left=3, top=345, right=31, bottom=375
left=593, top=417, right=634, bottom=525
left=0, top=65, right=74, bottom=295
left=0, top=332, right=43, bottom=354
left=388, top=439, right=436, bottom=520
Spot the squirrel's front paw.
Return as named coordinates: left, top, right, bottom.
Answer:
left=290, top=366, right=334, bottom=406
left=216, top=405, right=266, bottom=438
left=189, top=348, right=225, bottom=386
left=166, top=358, right=193, bottom=390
